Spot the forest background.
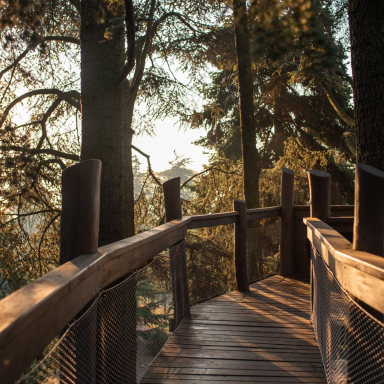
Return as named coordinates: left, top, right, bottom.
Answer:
left=0, top=0, right=361, bottom=298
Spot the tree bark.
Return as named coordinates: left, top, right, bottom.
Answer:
left=80, top=0, right=134, bottom=244
left=273, top=80, right=285, bottom=162
left=233, top=0, right=260, bottom=208
left=348, top=0, right=384, bottom=170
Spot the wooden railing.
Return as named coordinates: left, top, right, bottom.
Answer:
left=0, top=163, right=367, bottom=383
left=0, top=162, right=287, bottom=383
left=305, top=165, right=384, bottom=318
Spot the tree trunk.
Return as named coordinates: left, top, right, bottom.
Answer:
left=233, top=0, right=260, bottom=209
left=273, top=81, right=285, bottom=162
left=80, top=1, right=134, bottom=244
left=122, top=81, right=135, bottom=238
left=348, top=0, right=384, bottom=171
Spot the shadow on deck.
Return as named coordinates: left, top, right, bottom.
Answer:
left=142, top=275, right=326, bottom=383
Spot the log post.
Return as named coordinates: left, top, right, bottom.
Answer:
left=59, top=159, right=101, bottom=384
left=60, top=159, right=101, bottom=264
left=163, top=177, right=190, bottom=331
left=279, top=168, right=294, bottom=277
left=353, top=163, right=384, bottom=256
left=307, top=170, right=330, bottom=319
left=234, top=199, right=249, bottom=292
left=307, top=170, right=331, bottom=222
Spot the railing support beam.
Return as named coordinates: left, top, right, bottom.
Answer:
left=307, top=170, right=331, bottom=222
left=234, top=199, right=249, bottom=292
left=163, top=177, right=190, bottom=331
left=280, top=168, right=294, bottom=277
left=60, top=160, right=101, bottom=384
left=353, top=163, right=384, bottom=256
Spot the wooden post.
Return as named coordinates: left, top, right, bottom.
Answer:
left=234, top=199, right=249, bottom=292
left=279, top=168, right=294, bottom=277
left=353, top=163, right=384, bottom=256
left=307, top=170, right=330, bottom=320
left=60, top=159, right=101, bottom=264
left=307, top=170, right=331, bottom=222
left=59, top=159, right=101, bottom=384
left=163, top=177, right=190, bottom=331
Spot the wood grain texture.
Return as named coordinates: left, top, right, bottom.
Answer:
left=0, top=217, right=190, bottom=384
left=142, top=275, right=326, bottom=383
left=305, top=217, right=384, bottom=314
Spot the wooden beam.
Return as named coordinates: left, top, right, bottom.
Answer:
left=280, top=168, right=294, bottom=277
left=234, top=200, right=249, bottom=292
left=0, top=217, right=190, bottom=384
left=304, top=217, right=384, bottom=314
left=187, top=212, right=239, bottom=229
left=60, top=159, right=101, bottom=264
left=163, top=178, right=190, bottom=331
left=246, top=206, right=281, bottom=220
left=59, top=159, right=101, bottom=383
left=307, top=170, right=331, bottom=221
left=353, top=163, right=384, bottom=256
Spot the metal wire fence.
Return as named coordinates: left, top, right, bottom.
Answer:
left=186, top=230, right=235, bottom=306
left=18, top=223, right=281, bottom=384
left=247, top=218, right=280, bottom=284
left=18, top=242, right=184, bottom=384
left=311, top=245, right=384, bottom=384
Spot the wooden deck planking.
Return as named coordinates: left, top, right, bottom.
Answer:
left=142, top=275, right=326, bottom=383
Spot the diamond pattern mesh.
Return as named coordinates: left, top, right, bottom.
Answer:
left=185, top=230, right=235, bottom=306
left=311, top=245, right=384, bottom=383
left=18, top=242, right=183, bottom=384
left=17, top=223, right=281, bottom=384
left=246, top=218, right=280, bottom=284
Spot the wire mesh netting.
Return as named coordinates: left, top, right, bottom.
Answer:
left=246, top=218, right=280, bottom=284
left=311, top=245, right=384, bottom=384
left=185, top=230, right=235, bottom=305
left=18, top=241, right=186, bottom=384
left=18, top=225, right=281, bottom=384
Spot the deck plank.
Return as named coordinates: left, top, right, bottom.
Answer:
left=141, top=276, right=326, bottom=383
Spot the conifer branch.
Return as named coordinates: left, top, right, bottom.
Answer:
left=0, top=89, right=80, bottom=128
left=319, top=81, right=355, bottom=127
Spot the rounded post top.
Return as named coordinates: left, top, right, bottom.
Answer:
left=163, top=177, right=182, bottom=222
left=282, top=168, right=294, bottom=175
left=163, top=177, right=181, bottom=189
left=307, top=170, right=331, bottom=178
left=62, top=159, right=101, bottom=177
left=357, top=163, right=384, bottom=179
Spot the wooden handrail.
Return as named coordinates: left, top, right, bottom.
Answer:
left=187, top=211, right=239, bottom=229
left=304, top=217, right=384, bottom=315
left=0, top=217, right=190, bottom=384
left=246, top=206, right=281, bottom=220
left=0, top=203, right=290, bottom=382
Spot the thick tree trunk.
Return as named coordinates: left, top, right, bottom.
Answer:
left=81, top=1, right=134, bottom=244
left=348, top=0, right=384, bottom=170
left=122, top=81, right=135, bottom=238
left=233, top=0, right=260, bottom=208
left=273, top=81, right=285, bottom=162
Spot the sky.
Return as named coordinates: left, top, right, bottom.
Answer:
left=132, top=115, right=211, bottom=173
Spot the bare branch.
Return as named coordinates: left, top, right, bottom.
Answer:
left=115, top=0, right=136, bottom=86
left=5, top=146, right=79, bottom=161
left=0, top=36, right=79, bottom=81
left=44, top=36, right=80, bottom=45
left=319, top=81, right=355, bottom=127
left=37, top=159, right=66, bottom=171
left=0, top=89, right=80, bottom=128
left=0, top=65, right=16, bottom=104
left=131, top=145, right=162, bottom=186
left=36, top=98, right=63, bottom=149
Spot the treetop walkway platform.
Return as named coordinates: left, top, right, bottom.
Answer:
left=142, top=275, right=326, bottom=383
left=1, top=163, right=384, bottom=383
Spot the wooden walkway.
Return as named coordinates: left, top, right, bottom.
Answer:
left=142, top=275, right=326, bottom=383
